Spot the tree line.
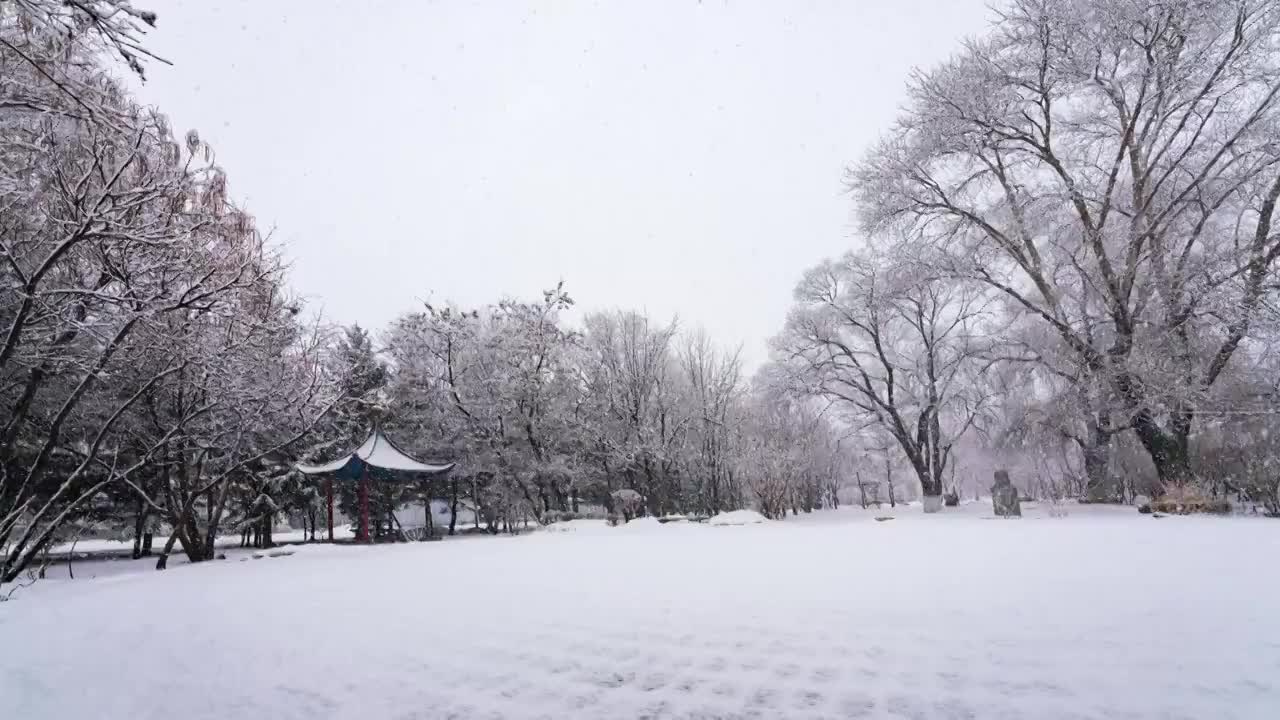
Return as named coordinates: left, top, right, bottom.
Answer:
left=7, top=0, right=1280, bottom=591
left=772, top=0, right=1280, bottom=513
left=0, top=4, right=339, bottom=583
left=0, top=3, right=852, bottom=588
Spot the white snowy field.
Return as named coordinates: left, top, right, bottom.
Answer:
left=3, top=503, right=1278, bottom=720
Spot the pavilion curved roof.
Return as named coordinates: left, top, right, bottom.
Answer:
left=296, top=429, right=455, bottom=478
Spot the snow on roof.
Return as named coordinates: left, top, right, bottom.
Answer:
left=296, top=429, right=455, bottom=476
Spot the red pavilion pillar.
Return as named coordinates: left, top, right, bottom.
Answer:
left=325, top=477, right=335, bottom=542
left=358, top=467, right=370, bottom=543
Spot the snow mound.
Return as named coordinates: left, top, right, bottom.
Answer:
left=708, top=510, right=768, bottom=526
left=618, top=516, right=663, bottom=532
left=250, top=548, right=295, bottom=559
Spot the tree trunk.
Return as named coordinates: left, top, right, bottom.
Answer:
left=326, top=478, right=335, bottom=542
left=917, top=460, right=943, bottom=506
left=174, top=508, right=210, bottom=562
left=155, top=527, right=182, bottom=570
left=448, top=479, right=459, bottom=536
left=885, top=455, right=896, bottom=508
left=1083, top=434, right=1117, bottom=503
left=1132, top=410, right=1194, bottom=491
left=131, top=502, right=146, bottom=560
left=471, top=479, right=481, bottom=529
left=358, top=471, right=370, bottom=542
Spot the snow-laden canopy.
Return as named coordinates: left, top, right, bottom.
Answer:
left=296, top=429, right=454, bottom=480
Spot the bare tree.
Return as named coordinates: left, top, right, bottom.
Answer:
left=855, top=0, right=1280, bottom=489
left=679, top=329, right=745, bottom=515
left=0, top=14, right=335, bottom=582
left=773, top=249, right=992, bottom=511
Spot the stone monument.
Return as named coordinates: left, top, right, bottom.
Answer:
left=992, top=469, right=1021, bottom=517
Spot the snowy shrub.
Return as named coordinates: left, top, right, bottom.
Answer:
left=1149, top=496, right=1231, bottom=515
left=400, top=527, right=434, bottom=542
left=1234, top=476, right=1280, bottom=518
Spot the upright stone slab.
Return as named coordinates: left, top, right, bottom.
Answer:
left=992, top=470, right=1021, bottom=517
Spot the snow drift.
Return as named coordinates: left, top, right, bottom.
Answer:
left=708, top=509, right=768, bottom=526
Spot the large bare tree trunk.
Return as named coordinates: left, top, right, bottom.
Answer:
left=131, top=500, right=146, bottom=560
left=1131, top=409, right=1194, bottom=491
left=1082, top=429, right=1117, bottom=503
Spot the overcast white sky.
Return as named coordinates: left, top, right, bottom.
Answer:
left=132, top=0, right=994, bottom=368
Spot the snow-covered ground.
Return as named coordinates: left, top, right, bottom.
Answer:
left=3, top=503, right=1277, bottom=719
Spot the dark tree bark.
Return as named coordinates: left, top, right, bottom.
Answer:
left=155, top=527, right=182, bottom=570
left=131, top=501, right=146, bottom=560
left=448, top=479, right=459, bottom=536
left=885, top=455, right=896, bottom=508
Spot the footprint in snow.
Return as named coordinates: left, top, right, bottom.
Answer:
left=772, top=662, right=801, bottom=678
left=636, top=700, right=676, bottom=720
left=747, top=687, right=779, bottom=709
left=586, top=669, right=633, bottom=689
left=936, top=669, right=965, bottom=690
left=839, top=692, right=876, bottom=718
left=702, top=656, right=728, bottom=672
left=886, top=694, right=979, bottom=720
left=793, top=688, right=824, bottom=708
left=809, top=666, right=838, bottom=683
left=565, top=692, right=601, bottom=709
left=639, top=673, right=668, bottom=691
left=710, top=680, right=737, bottom=697
left=674, top=677, right=702, bottom=693
left=547, top=659, right=579, bottom=675
left=667, top=655, right=695, bottom=669
left=885, top=694, right=928, bottom=720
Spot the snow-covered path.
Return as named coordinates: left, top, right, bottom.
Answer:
left=3, top=504, right=1278, bottom=719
